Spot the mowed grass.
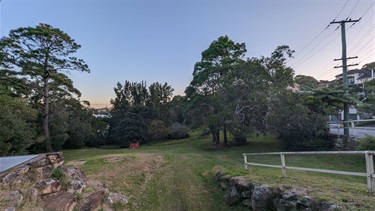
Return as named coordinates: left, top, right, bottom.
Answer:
left=63, top=132, right=375, bottom=210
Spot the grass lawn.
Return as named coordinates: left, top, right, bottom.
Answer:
left=63, top=132, right=375, bottom=210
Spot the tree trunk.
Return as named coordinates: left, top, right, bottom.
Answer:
left=43, top=74, right=52, bottom=152
left=215, top=129, right=220, bottom=145
left=223, top=125, right=228, bottom=147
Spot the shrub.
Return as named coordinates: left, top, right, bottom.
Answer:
left=148, top=120, right=169, bottom=140
left=357, top=135, right=375, bottom=150
left=50, top=168, right=64, bottom=180
left=168, top=123, right=190, bottom=139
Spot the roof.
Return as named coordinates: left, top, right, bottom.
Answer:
left=335, top=69, right=371, bottom=79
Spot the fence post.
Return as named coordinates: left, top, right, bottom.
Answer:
left=280, top=153, right=286, bottom=177
left=365, top=152, right=374, bottom=193
left=244, top=154, right=248, bottom=170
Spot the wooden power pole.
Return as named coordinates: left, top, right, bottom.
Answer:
left=330, top=19, right=359, bottom=140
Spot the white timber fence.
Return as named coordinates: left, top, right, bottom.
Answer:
left=242, top=151, right=375, bottom=193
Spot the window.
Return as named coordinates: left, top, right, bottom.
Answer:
left=348, top=76, right=355, bottom=84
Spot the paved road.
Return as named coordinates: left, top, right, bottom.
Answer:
left=0, top=155, right=38, bottom=173
left=329, top=125, right=375, bottom=138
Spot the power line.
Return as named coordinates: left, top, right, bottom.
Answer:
left=287, top=26, right=331, bottom=62
left=291, top=26, right=340, bottom=68
left=349, top=24, right=375, bottom=55
left=333, top=0, right=350, bottom=22
left=347, top=0, right=360, bottom=19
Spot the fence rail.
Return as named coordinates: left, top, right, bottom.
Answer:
left=243, top=151, right=375, bottom=193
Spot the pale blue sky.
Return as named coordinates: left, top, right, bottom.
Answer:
left=1, top=0, right=374, bottom=107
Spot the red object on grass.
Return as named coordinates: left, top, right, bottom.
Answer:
left=129, top=142, right=139, bottom=149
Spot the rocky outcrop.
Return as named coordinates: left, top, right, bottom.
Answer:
left=0, top=152, right=128, bottom=211
left=215, top=170, right=342, bottom=211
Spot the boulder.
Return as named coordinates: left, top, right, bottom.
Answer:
left=17, top=165, right=30, bottom=174
left=223, top=186, right=241, bottom=206
left=78, top=190, right=105, bottom=211
left=230, top=176, right=251, bottom=191
left=43, top=192, right=77, bottom=211
left=242, top=199, right=252, bottom=208
left=252, top=185, right=273, bottom=211
left=296, top=196, right=315, bottom=208
left=89, top=180, right=109, bottom=193
left=34, top=178, right=61, bottom=196
left=2, top=172, right=18, bottom=185
left=282, top=188, right=306, bottom=201
left=47, top=153, right=64, bottom=168
left=28, top=158, right=49, bottom=168
left=61, top=167, right=88, bottom=193
left=0, top=190, right=23, bottom=208
left=106, top=192, right=128, bottom=205
left=242, top=190, right=252, bottom=199
left=273, top=198, right=297, bottom=211
left=320, top=202, right=342, bottom=211
left=36, top=165, right=53, bottom=179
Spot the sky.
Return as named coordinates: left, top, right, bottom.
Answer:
left=1, top=0, right=374, bottom=108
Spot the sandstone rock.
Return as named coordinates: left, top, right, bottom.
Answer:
left=61, top=167, right=88, bottom=193
left=4, top=208, right=16, bottom=211
left=296, top=196, right=314, bottom=208
left=273, top=198, right=297, bottom=211
left=230, top=176, right=250, bottom=191
left=223, top=186, right=241, bottom=206
left=320, top=202, right=342, bottom=211
left=0, top=190, right=23, bottom=208
left=47, top=153, right=64, bottom=168
left=34, top=178, right=61, bottom=195
left=106, top=192, right=128, bottom=205
left=36, top=165, right=53, bottom=179
left=242, top=199, right=252, bottom=208
left=30, top=188, right=39, bottom=203
left=17, top=165, right=30, bottom=174
left=78, top=190, right=105, bottom=211
left=43, top=192, right=77, bottom=211
left=89, top=180, right=109, bottom=193
left=242, top=190, right=252, bottom=199
left=2, top=172, right=18, bottom=185
left=252, top=185, right=273, bottom=211
left=282, top=188, right=306, bottom=201
left=28, top=158, right=49, bottom=168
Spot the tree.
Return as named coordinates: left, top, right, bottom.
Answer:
left=188, top=35, right=246, bottom=145
left=294, top=75, right=318, bottom=91
left=0, top=95, right=37, bottom=156
left=0, top=23, right=90, bottom=151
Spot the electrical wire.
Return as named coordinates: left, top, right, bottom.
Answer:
left=347, top=0, right=360, bottom=19
left=333, top=0, right=350, bottom=22
left=291, top=26, right=340, bottom=68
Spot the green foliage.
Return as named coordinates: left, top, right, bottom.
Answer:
left=357, top=135, right=375, bottom=150
left=73, top=191, right=83, bottom=201
left=0, top=23, right=90, bottom=152
left=50, top=168, right=64, bottom=180
left=294, top=75, right=318, bottom=90
left=0, top=95, right=37, bottom=156
left=268, top=92, right=334, bottom=151
left=167, top=122, right=190, bottom=140
left=148, top=120, right=169, bottom=141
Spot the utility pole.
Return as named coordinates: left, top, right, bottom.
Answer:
left=331, top=19, right=359, bottom=140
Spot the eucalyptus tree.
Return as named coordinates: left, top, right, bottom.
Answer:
left=188, top=35, right=246, bottom=145
left=0, top=23, right=89, bottom=151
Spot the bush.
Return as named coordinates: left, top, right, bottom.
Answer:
left=148, top=120, right=169, bottom=140
left=50, top=168, right=64, bottom=180
left=357, top=135, right=375, bottom=150
left=167, top=123, right=190, bottom=139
